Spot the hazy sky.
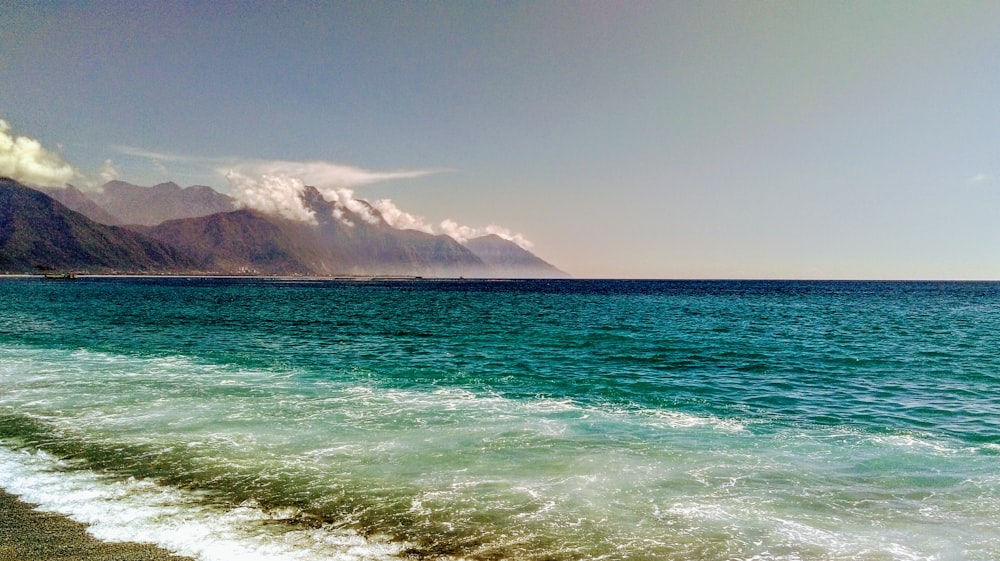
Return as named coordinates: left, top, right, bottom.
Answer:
left=2, top=1, right=1000, bottom=279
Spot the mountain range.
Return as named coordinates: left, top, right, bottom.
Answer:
left=37, top=180, right=236, bottom=226
left=0, top=178, right=194, bottom=273
left=3, top=177, right=567, bottom=277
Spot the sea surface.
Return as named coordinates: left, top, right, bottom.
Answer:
left=1, top=277, right=998, bottom=560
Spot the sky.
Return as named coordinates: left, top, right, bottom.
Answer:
left=2, top=1, right=1000, bottom=279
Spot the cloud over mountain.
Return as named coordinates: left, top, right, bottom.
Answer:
left=439, top=220, right=534, bottom=250
left=98, top=160, right=120, bottom=183
left=223, top=160, right=443, bottom=227
left=222, top=160, right=536, bottom=249
left=1, top=176, right=566, bottom=277
left=372, top=198, right=436, bottom=234
left=2, top=115, right=544, bottom=260
left=225, top=171, right=318, bottom=224
left=0, top=120, right=77, bottom=187
left=370, top=200, right=532, bottom=249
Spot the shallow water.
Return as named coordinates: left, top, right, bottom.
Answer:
left=1, top=278, right=998, bottom=560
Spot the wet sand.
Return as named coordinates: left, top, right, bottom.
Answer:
left=0, top=489, right=195, bottom=561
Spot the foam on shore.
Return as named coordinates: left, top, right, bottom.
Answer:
left=0, top=487, right=194, bottom=561
left=0, top=446, right=407, bottom=561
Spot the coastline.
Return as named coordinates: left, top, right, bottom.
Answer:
left=0, top=488, right=194, bottom=561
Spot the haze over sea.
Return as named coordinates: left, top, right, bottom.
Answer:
left=1, top=277, right=998, bottom=560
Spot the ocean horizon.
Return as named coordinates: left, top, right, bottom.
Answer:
left=2, top=277, right=998, bottom=560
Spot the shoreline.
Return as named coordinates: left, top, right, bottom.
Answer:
left=0, top=488, right=195, bottom=561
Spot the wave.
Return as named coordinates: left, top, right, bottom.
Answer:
left=4, top=342, right=1000, bottom=559
left=0, top=445, right=405, bottom=561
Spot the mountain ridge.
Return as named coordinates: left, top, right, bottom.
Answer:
left=37, top=184, right=124, bottom=225
left=0, top=178, right=196, bottom=273
left=2, top=177, right=568, bottom=277
left=88, top=180, right=236, bottom=226
left=464, top=234, right=569, bottom=278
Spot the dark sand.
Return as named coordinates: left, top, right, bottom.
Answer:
left=0, top=489, right=195, bottom=561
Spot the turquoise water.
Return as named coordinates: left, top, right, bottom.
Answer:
left=1, top=278, right=998, bottom=560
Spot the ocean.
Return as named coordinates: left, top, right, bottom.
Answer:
left=1, top=277, right=998, bottom=560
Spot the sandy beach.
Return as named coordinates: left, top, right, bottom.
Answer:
left=0, top=489, right=194, bottom=561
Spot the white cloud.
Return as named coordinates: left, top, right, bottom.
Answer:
left=112, top=145, right=194, bottom=163
left=0, top=119, right=78, bottom=187
left=219, top=158, right=443, bottom=227
left=968, top=172, right=992, bottom=185
left=331, top=205, right=353, bottom=227
left=98, top=159, right=119, bottom=183
left=371, top=198, right=534, bottom=249
left=227, top=159, right=442, bottom=189
left=152, top=159, right=169, bottom=175
left=373, top=199, right=436, bottom=233
left=322, top=187, right=382, bottom=226
left=439, top=219, right=534, bottom=250
left=0, top=131, right=532, bottom=250
left=219, top=158, right=533, bottom=249
left=225, top=170, right=317, bottom=224
left=437, top=219, right=482, bottom=244
left=484, top=226, right=534, bottom=250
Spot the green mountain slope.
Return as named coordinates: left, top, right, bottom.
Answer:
left=0, top=177, right=195, bottom=273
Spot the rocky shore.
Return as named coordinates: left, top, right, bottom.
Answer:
left=0, top=489, right=194, bottom=561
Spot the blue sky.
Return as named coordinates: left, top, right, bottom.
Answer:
left=2, top=1, right=1000, bottom=278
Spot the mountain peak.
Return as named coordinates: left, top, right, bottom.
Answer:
left=465, top=234, right=568, bottom=278
left=36, top=184, right=124, bottom=225
left=2, top=176, right=568, bottom=278
left=151, top=181, right=182, bottom=192
left=89, top=180, right=235, bottom=226
left=0, top=177, right=194, bottom=273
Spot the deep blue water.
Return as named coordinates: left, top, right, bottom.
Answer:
left=1, top=277, right=998, bottom=560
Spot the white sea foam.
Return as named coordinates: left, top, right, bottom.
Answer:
left=5, top=341, right=1000, bottom=560
left=2, top=343, right=748, bottom=449
left=0, top=444, right=407, bottom=561
left=868, top=433, right=961, bottom=455
left=642, top=408, right=748, bottom=432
